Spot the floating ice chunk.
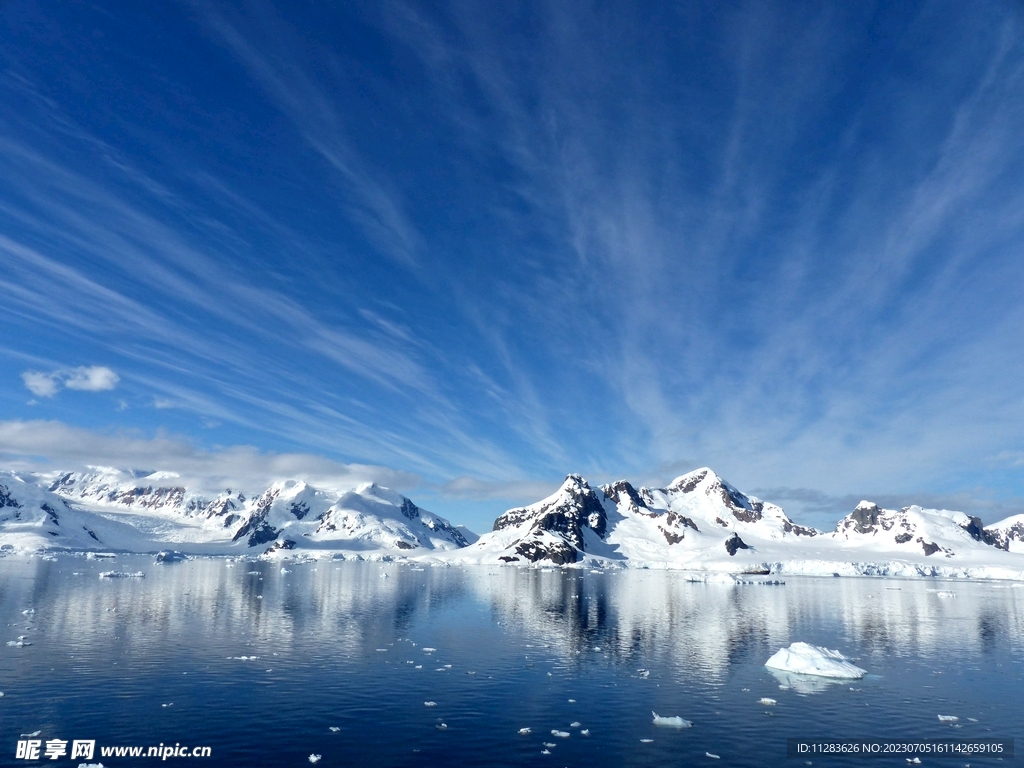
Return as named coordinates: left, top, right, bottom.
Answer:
left=422, top=647, right=437, bottom=652
left=906, top=758, right=920, bottom=764
left=541, top=749, right=550, bottom=755
left=765, top=643, right=865, bottom=679
left=640, top=738, right=653, bottom=743
left=424, top=701, right=437, bottom=707
left=0, top=691, right=4, bottom=697
left=706, top=753, right=721, bottom=759
left=518, top=728, right=531, bottom=735
left=936, top=591, right=955, bottom=598
left=570, top=722, right=581, bottom=728
left=415, top=665, right=422, bottom=669
left=543, top=742, right=556, bottom=748
left=652, top=712, right=692, bottom=728
left=22, top=608, right=35, bottom=615
left=375, top=648, right=388, bottom=652
left=444, top=664, right=452, bottom=668
left=580, top=729, right=590, bottom=737
left=568, top=699, right=576, bottom=703
left=161, top=703, right=173, bottom=707
left=759, top=698, right=777, bottom=706
left=247, top=571, right=260, bottom=575
left=329, top=727, right=340, bottom=732
left=435, top=723, right=447, bottom=730
left=229, top=655, right=260, bottom=661
left=638, top=669, right=650, bottom=678
left=98, top=571, right=145, bottom=579
left=938, top=715, right=959, bottom=722
left=551, top=730, right=570, bottom=738
left=7, top=636, right=31, bottom=647
left=967, top=718, right=979, bottom=722
left=308, top=754, right=321, bottom=763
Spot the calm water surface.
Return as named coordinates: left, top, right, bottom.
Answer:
left=1, top=556, right=1022, bottom=767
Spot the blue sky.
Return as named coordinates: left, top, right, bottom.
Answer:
left=2, top=0, right=1023, bottom=531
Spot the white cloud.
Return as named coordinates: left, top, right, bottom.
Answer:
left=20, top=366, right=119, bottom=397
left=0, top=419, right=419, bottom=497
left=21, top=371, right=60, bottom=398
left=64, top=365, right=120, bottom=392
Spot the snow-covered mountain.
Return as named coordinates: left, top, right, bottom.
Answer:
left=0, top=468, right=468, bottom=557
left=4, top=465, right=1024, bottom=579
left=443, top=468, right=1024, bottom=579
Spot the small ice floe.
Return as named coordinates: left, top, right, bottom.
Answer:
left=543, top=742, right=556, bottom=748
left=652, top=712, right=692, bottom=728
left=422, top=647, right=437, bottom=652
left=98, top=571, right=145, bottom=579
left=247, top=571, right=261, bottom=575
left=0, top=691, right=4, bottom=697
left=936, top=591, right=955, bottom=598
left=541, top=749, right=551, bottom=755
left=638, top=669, right=650, bottom=678
left=161, top=703, right=173, bottom=707
left=765, top=642, right=866, bottom=679
left=308, top=754, right=321, bottom=764
left=22, top=608, right=35, bottom=615
left=329, top=726, right=340, bottom=732
left=906, top=758, right=921, bottom=764
left=938, top=715, right=959, bottom=722
left=415, top=665, right=422, bottom=669
left=570, top=721, right=581, bottom=728
left=580, top=729, right=590, bottom=737
left=424, top=701, right=437, bottom=707
left=518, top=728, right=532, bottom=735
left=229, top=655, right=260, bottom=661
left=967, top=717, right=979, bottom=722
left=444, top=664, right=452, bottom=669
left=593, top=647, right=602, bottom=652
left=706, top=753, right=721, bottom=759
left=759, top=698, right=777, bottom=706
left=551, top=730, right=570, bottom=738
left=640, top=738, right=654, bottom=743
left=7, top=636, right=31, bottom=647
left=435, top=723, right=448, bottom=730
left=568, top=699, right=576, bottom=703
left=280, top=568, right=291, bottom=574
left=256, top=595, right=263, bottom=600
left=435, top=668, right=447, bottom=672
left=21, top=731, right=41, bottom=738
left=375, top=648, right=388, bottom=652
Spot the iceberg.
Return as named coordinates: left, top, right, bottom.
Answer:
left=765, top=642, right=866, bottom=678
left=652, top=712, right=692, bottom=728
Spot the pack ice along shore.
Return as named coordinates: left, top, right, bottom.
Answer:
left=2, top=467, right=1023, bottom=579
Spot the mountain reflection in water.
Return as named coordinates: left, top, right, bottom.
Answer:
left=1, top=557, right=1021, bottom=767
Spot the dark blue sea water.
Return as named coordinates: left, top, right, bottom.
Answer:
left=1, top=556, right=1021, bottom=767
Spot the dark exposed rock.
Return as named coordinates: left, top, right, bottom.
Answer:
left=498, top=555, right=519, bottom=562
left=894, top=532, right=913, bottom=544
left=514, top=536, right=579, bottom=565
left=781, top=520, right=818, bottom=537
left=918, top=538, right=940, bottom=556
left=725, top=533, right=749, bottom=556
left=668, top=469, right=708, bottom=494
left=42, top=503, right=60, bottom=526
left=400, top=498, right=420, bottom=520
left=84, top=527, right=99, bottom=541
left=290, top=501, right=310, bottom=520
left=847, top=502, right=882, bottom=534
left=664, top=511, right=698, bottom=531
left=0, top=484, right=21, bottom=509
left=661, top=528, right=684, bottom=545
left=395, top=540, right=415, bottom=550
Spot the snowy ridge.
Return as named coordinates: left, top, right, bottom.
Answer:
left=0, top=469, right=467, bottom=557
left=438, top=468, right=1024, bottom=579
